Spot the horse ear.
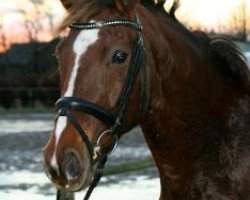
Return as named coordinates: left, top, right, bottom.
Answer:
left=115, top=0, right=139, bottom=14
left=60, top=0, right=75, bottom=10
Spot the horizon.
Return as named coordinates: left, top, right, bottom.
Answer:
left=0, top=0, right=249, bottom=52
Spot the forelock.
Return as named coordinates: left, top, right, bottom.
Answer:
left=58, top=0, right=116, bottom=32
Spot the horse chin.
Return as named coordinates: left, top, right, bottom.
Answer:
left=75, top=155, right=101, bottom=191
left=74, top=172, right=93, bottom=192
left=61, top=155, right=94, bottom=192
left=75, top=161, right=99, bottom=191
left=62, top=167, right=93, bottom=192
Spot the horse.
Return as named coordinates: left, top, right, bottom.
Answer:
left=43, top=0, right=250, bottom=199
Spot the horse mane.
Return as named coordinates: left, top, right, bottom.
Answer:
left=58, top=0, right=250, bottom=93
left=191, top=31, right=250, bottom=92
left=209, top=37, right=250, bottom=92
left=140, top=0, right=180, bottom=22
left=58, top=0, right=178, bottom=31
left=58, top=0, right=114, bottom=31
left=143, top=1, right=250, bottom=93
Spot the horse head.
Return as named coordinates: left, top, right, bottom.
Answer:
left=43, top=0, right=147, bottom=191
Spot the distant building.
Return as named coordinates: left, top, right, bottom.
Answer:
left=0, top=38, right=60, bottom=109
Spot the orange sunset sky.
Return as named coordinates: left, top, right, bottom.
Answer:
left=0, top=0, right=249, bottom=52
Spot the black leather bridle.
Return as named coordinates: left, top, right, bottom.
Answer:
left=56, top=16, right=146, bottom=200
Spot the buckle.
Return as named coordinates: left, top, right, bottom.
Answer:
left=93, top=130, right=118, bottom=159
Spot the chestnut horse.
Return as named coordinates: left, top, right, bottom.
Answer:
left=43, top=0, right=250, bottom=199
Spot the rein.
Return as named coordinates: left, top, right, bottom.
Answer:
left=56, top=17, right=146, bottom=200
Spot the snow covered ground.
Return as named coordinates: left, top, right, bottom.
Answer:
left=0, top=113, right=54, bottom=135
left=0, top=113, right=160, bottom=200
left=0, top=170, right=160, bottom=200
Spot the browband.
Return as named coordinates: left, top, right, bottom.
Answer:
left=69, top=19, right=142, bottom=32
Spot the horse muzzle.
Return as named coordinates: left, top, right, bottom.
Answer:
left=43, top=146, right=93, bottom=192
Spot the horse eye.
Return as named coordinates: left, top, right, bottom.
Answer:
left=112, top=51, right=128, bottom=64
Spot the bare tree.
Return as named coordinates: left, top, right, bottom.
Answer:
left=20, top=2, right=44, bottom=41
left=0, top=13, right=10, bottom=86
left=30, top=0, right=55, bottom=37
left=17, top=0, right=55, bottom=42
left=0, top=14, right=8, bottom=52
left=40, top=2, right=56, bottom=36
left=229, top=0, right=249, bottom=41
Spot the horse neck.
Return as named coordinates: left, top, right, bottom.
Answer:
left=138, top=7, right=244, bottom=195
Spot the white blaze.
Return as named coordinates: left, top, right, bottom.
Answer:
left=50, top=28, right=100, bottom=173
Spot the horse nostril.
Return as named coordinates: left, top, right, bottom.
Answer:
left=62, top=150, right=82, bottom=181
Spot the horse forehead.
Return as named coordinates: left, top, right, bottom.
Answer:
left=73, top=28, right=100, bottom=55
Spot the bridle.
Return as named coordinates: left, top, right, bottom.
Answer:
left=56, top=16, right=146, bottom=200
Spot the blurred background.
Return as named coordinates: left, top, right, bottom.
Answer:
left=0, top=0, right=249, bottom=199
left=0, top=0, right=250, bottom=110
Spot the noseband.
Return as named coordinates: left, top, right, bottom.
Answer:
left=56, top=17, right=146, bottom=200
